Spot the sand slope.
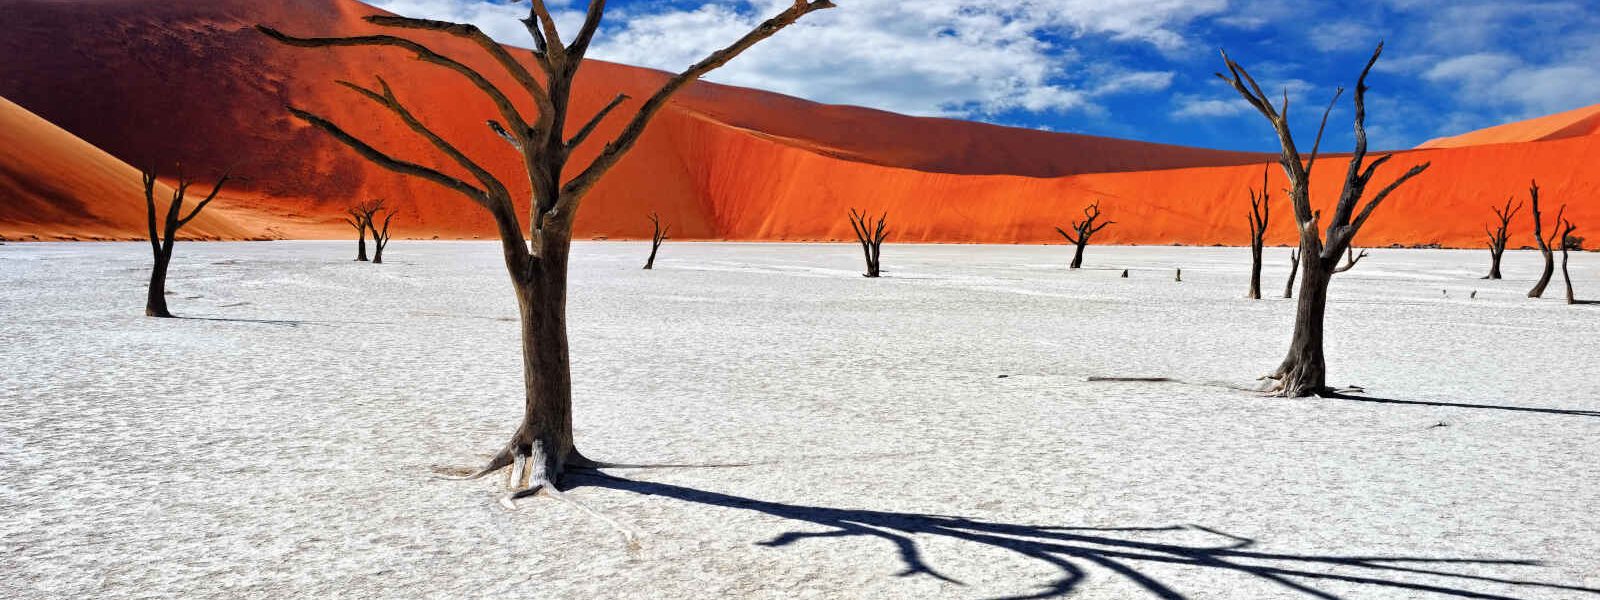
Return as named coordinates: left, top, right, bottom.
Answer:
left=1417, top=103, right=1600, bottom=149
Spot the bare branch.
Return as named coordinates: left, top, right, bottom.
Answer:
left=178, top=166, right=235, bottom=227
left=337, top=77, right=511, bottom=201
left=286, top=106, right=488, bottom=205
left=567, top=93, right=631, bottom=151
left=1348, top=162, right=1432, bottom=235
left=362, top=15, right=553, bottom=120
left=1305, top=88, right=1344, bottom=173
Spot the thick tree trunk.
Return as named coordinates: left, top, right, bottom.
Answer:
left=356, top=229, right=369, bottom=261
left=500, top=233, right=577, bottom=487
left=643, top=243, right=659, bottom=270
left=146, top=251, right=173, bottom=318
left=1272, top=258, right=1331, bottom=396
left=1069, top=242, right=1086, bottom=269
left=1530, top=247, right=1554, bottom=298
left=1486, top=247, right=1504, bottom=280
left=1248, top=244, right=1263, bottom=299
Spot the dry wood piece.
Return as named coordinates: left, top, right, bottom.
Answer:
left=1527, top=181, right=1564, bottom=298
left=142, top=164, right=233, bottom=318
left=259, top=0, right=834, bottom=502
left=1055, top=200, right=1113, bottom=269
left=1284, top=249, right=1300, bottom=298
left=848, top=208, right=889, bottom=277
left=1247, top=164, right=1271, bottom=299
left=1482, top=197, right=1521, bottom=280
left=1218, top=42, right=1431, bottom=397
left=643, top=211, right=668, bottom=270
left=1333, top=247, right=1368, bottom=273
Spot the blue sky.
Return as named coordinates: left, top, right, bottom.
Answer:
left=365, top=0, right=1600, bottom=152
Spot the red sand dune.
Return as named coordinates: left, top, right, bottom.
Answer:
left=0, top=0, right=1595, bottom=247
left=1417, top=103, right=1600, bottom=149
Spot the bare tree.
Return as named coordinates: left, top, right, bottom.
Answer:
left=345, top=199, right=384, bottom=261
left=848, top=208, right=888, bottom=278
left=643, top=211, right=668, bottom=270
left=1482, top=197, right=1521, bottom=280
left=1247, top=165, right=1271, bottom=299
left=1332, top=247, right=1368, bottom=273
left=369, top=207, right=396, bottom=264
left=1284, top=249, right=1299, bottom=298
left=142, top=164, right=233, bottom=318
left=1055, top=200, right=1113, bottom=269
left=1559, top=215, right=1579, bottom=304
left=259, top=0, right=834, bottom=500
left=1527, top=181, right=1564, bottom=298
left=1219, top=43, right=1431, bottom=397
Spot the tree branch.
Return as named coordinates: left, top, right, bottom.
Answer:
left=567, top=93, right=630, bottom=151
left=362, top=15, right=554, bottom=122
left=286, top=105, right=489, bottom=205
left=337, top=77, right=511, bottom=201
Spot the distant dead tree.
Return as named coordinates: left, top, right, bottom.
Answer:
left=1482, top=197, right=1521, bottom=280
left=1247, top=165, right=1271, bottom=299
left=848, top=208, right=888, bottom=277
left=643, top=212, right=668, bottom=270
left=369, top=207, right=396, bottom=264
left=142, top=164, right=233, bottom=318
left=260, top=0, right=833, bottom=503
left=1527, top=181, right=1564, bottom=298
left=1284, top=249, right=1299, bottom=298
left=345, top=199, right=384, bottom=261
left=1333, top=247, right=1368, bottom=273
left=1559, top=215, right=1579, bottom=304
left=1055, top=200, right=1113, bottom=269
left=1220, top=42, right=1430, bottom=397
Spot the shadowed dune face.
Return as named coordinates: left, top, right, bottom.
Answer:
left=0, top=0, right=1595, bottom=245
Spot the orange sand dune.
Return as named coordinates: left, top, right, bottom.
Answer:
left=0, top=0, right=1595, bottom=248
left=1417, top=103, right=1600, bottom=149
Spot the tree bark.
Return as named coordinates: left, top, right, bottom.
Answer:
left=146, top=249, right=173, bottom=318
left=356, top=228, right=369, bottom=261
left=1248, top=244, right=1263, bottom=299
left=1273, top=257, right=1330, bottom=396
left=1528, top=182, right=1558, bottom=298
left=1486, top=249, right=1504, bottom=280
left=1070, top=242, right=1086, bottom=269
left=1283, top=250, right=1299, bottom=299
left=504, top=233, right=577, bottom=485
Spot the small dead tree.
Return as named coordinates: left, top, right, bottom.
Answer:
left=1247, top=165, right=1271, bottom=299
left=142, top=165, right=233, bottom=318
left=260, top=0, right=833, bottom=501
left=643, top=211, right=668, bottom=270
left=1220, top=42, right=1431, bottom=396
left=345, top=199, right=384, bottom=261
left=848, top=208, right=888, bottom=277
left=1559, top=215, right=1579, bottom=304
left=1527, top=181, right=1564, bottom=298
left=1284, top=249, right=1299, bottom=298
left=369, top=207, right=396, bottom=264
left=1482, top=197, right=1521, bottom=280
left=1333, top=247, right=1368, bottom=273
left=1055, top=200, right=1113, bottom=269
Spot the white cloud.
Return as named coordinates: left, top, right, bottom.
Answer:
left=1171, top=97, right=1245, bottom=118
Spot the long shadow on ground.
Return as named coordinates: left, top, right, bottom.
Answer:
left=1324, top=392, right=1600, bottom=418
left=571, top=471, right=1599, bottom=600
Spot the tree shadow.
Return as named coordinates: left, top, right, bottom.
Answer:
left=570, top=471, right=1599, bottom=599
left=1323, top=392, right=1600, bottom=418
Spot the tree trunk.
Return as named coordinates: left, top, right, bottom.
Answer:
left=1486, top=246, right=1504, bottom=280
left=1273, top=258, right=1331, bottom=396
left=643, top=243, right=659, bottom=270
left=1283, top=252, right=1299, bottom=299
left=1069, top=242, right=1086, bottom=269
left=1530, top=246, right=1554, bottom=298
left=1562, top=245, right=1575, bottom=304
left=356, top=229, right=369, bottom=262
left=501, top=233, right=577, bottom=487
left=146, top=250, right=173, bottom=318
left=372, top=246, right=384, bottom=264
left=1248, top=244, right=1263, bottom=299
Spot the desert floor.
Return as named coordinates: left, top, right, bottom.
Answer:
left=2, top=241, right=1597, bottom=599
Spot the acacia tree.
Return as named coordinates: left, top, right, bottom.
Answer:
left=1284, top=249, right=1299, bottom=298
left=369, top=207, right=396, bottom=264
left=1219, top=43, right=1431, bottom=397
left=1527, top=181, right=1564, bottom=298
left=1559, top=215, right=1579, bottom=304
left=259, top=0, right=834, bottom=500
left=143, top=165, right=233, bottom=318
left=848, top=208, right=888, bottom=277
left=1482, top=197, right=1521, bottom=280
left=1332, top=247, right=1367, bottom=273
left=1247, top=166, right=1271, bottom=299
left=1055, top=200, right=1113, bottom=269
left=642, top=211, right=668, bottom=270
left=345, top=199, right=384, bottom=261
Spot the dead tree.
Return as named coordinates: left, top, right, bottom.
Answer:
left=346, top=199, right=384, bottom=261
left=1527, top=181, right=1564, bottom=298
left=1333, top=247, right=1368, bottom=273
left=1247, top=165, right=1271, bottom=299
left=643, top=212, right=668, bottom=270
left=1284, top=249, right=1299, bottom=298
left=1219, top=43, right=1431, bottom=397
left=1055, top=200, right=1113, bottom=269
left=369, top=207, right=396, bottom=264
left=1559, top=215, right=1579, bottom=304
left=848, top=208, right=888, bottom=277
left=1482, top=197, right=1521, bottom=280
left=142, top=165, right=233, bottom=318
left=259, top=0, right=833, bottom=501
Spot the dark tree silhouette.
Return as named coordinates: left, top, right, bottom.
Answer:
left=259, top=0, right=834, bottom=501
left=1559, top=215, right=1579, bottom=304
left=345, top=199, right=384, bottom=261
left=142, top=165, right=233, bottom=318
left=1284, top=249, right=1299, bottom=298
left=1219, top=43, right=1431, bottom=397
left=643, top=211, right=668, bottom=270
left=1527, top=181, right=1564, bottom=298
left=1332, top=247, right=1368, bottom=273
left=1247, top=165, right=1271, bottom=299
left=369, top=207, right=396, bottom=264
left=848, top=208, right=889, bottom=277
left=1055, top=200, right=1113, bottom=269
left=1482, top=197, right=1521, bottom=280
